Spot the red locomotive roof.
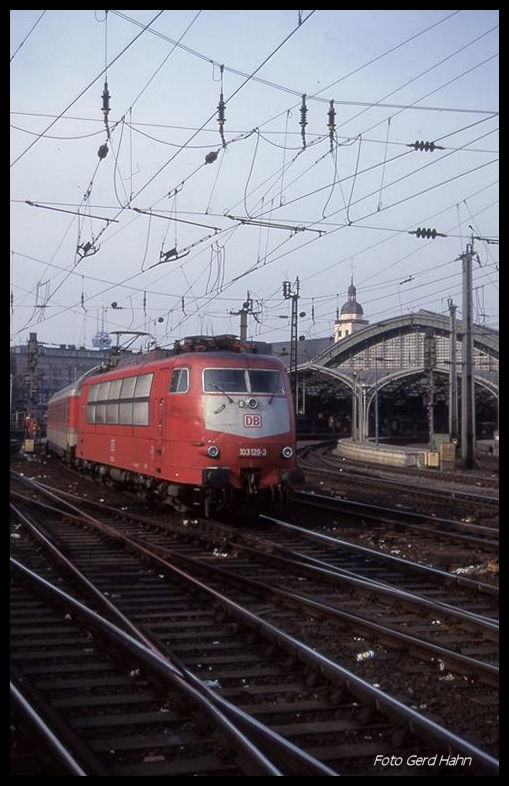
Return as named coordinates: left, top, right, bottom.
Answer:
left=80, top=345, right=284, bottom=389
left=175, top=334, right=260, bottom=354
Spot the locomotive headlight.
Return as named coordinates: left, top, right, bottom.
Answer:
left=238, top=400, right=246, bottom=408
left=207, top=445, right=220, bottom=458
left=248, top=398, right=258, bottom=409
left=281, top=446, right=293, bottom=459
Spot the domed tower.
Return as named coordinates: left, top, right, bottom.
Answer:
left=334, top=277, right=368, bottom=342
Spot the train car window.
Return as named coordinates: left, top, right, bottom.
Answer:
left=86, top=403, right=96, bottom=423
left=95, top=403, right=106, bottom=423
left=87, top=384, right=99, bottom=402
left=106, top=402, right=119, bottom=424
left=97, top=381, right=110, bottom=401
left=248, top=370, right=284, bottom=394
left=119, top=401, right=133, bottom=425
left=108, top=378, right=122, bottom=399
left=120, top=376, right=136, bottom=399
left=132, top=400, right=149, bottom=426
left=134, top=373, right=154, bottom=398
left=204, top=368, right=247, bottom=393
left=169, top=368, right=189, bottom=393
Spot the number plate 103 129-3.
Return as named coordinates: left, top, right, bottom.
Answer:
left=239, top=447, right=267, bottom=457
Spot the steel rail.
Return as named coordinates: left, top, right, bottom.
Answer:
left=295, top=489, right=499, bottom=543
left=11, top=557, right=286, bottom=778
left=261, top=513, right=499, bottom=605
left=299, top=459, right=499, bottom=507
left=10, top=681, right=87, bottom=776
left=12, top=491, right=499, bottom=681
left=12, top=483, right=498, bottom=631
left=12, top=472, right=497, bottom=599
left=11, top=482, right=499, bottom=775
left=10, top=494, right=337, bottom=776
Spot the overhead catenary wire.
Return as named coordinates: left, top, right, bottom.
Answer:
left=10, top=10, right=47, bottom=63
left=10, top=11, right=497, bottom=346
left=20, top=12, right=318, bottom=320
left=10, top=10, right=167, bottom=168
left=127, top=11, right=318, bottom=205
left=16, top=149, right=497, bottom=340
left=14, top=121, right=496, bottom=336
left=10, top=179, right=497, bottom=312
left=111, top=9, right=495, bottom=116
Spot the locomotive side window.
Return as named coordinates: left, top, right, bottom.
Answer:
left=204, top=369, right=247, bottom=393
left=106, top=402, right=119, bottom=423
left=97, top=381, right=110, bottom=400
left=119, top=401, right=133, bottom=423
left=120, top=377, right=136, bottom=398
left=108, top=378, right=122, bottom=399
left=169, top=368, right=189, bottom=393
left=87, top=384, right=99, bottom=402
left=85, top=373, right=153, bottom=426
left=134, top=374, right=153, bottom=398
left=248, top=370, right=284, bottom=395
left=132, top=400, right=149, bottom=426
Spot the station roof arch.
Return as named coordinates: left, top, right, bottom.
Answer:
left=310, top=310, right=498, bottom=370
left=295, top=310, right=499, bottom=398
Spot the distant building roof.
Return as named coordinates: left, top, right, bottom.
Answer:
left=271, top=336, right=333, bottom=365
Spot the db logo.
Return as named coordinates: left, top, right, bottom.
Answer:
left=243, top=414, right=262, bottom=428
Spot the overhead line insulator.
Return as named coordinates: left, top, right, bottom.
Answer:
left=410, top=227, right=447, bottom=239
left=327, top=99, right=336, bottom=153
left=300, top=94, right=308, bottom=149
left=101, top=81, right=111, bottom=140
left=217, top=92, right=226, bottom=149
left=408, top=140, right=444, bottom=152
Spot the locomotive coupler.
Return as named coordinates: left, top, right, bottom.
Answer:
left=243, top=470, right=260, bottom=495
left=203, top=467, right=230, bottom=489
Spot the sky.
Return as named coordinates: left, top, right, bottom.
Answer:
left=10, top=9, right=499, bottom=353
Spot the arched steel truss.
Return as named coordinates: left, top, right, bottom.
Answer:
left=296, top=311, right=498, bottom=442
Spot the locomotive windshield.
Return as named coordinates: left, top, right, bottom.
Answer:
left=248, top=370, right=284, bottom=394
left=204, top=368, right=284, bottom=395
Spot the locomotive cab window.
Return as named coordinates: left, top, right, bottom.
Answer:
left=169, top=368, right=189, bottom=393
left=248, top=370, right=284, bottom=395
left=203, top=368, right=283, bottom=395
left=204, top=368, right=248, bottom=393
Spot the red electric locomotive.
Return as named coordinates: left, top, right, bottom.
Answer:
left=47, top=336, right=303, bottom=515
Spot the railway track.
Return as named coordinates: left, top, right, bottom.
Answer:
left=11, top=561, right=289, bottom=777
left=299, top=441, right=499, bottom=489
left=9, top=472, right=498, bottom=774
left=293, top=490, right=499, bottom=554
left=14, top=473, right=497, bottom=620
left=297, top=444, right=499, bottom=523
